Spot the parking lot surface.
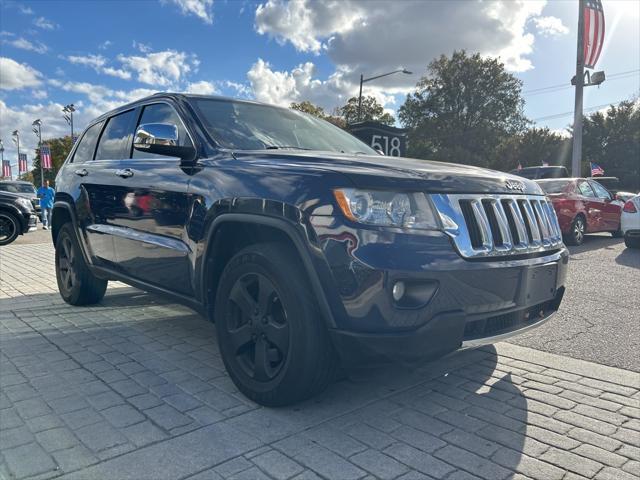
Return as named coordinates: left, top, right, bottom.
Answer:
left=1, top=236, right=639, bottom=480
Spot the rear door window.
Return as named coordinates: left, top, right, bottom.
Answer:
left=590, top=181, right=611, bottom=199
left=72, top=122, right=103, bottom=163
left=578, top=181, right=596, bottom=198
left=95, top=109, right=136, bottom=160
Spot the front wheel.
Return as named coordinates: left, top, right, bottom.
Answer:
left=214, top=242, right=338, bottom=406
left=55, top=224, right=108, bottom=305
left=564, top=216, right=586, bottom=246
left=0, top=212, right=20, bottom=246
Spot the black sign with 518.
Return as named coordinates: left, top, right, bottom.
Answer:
left=347, top=121, right=408, bottom=157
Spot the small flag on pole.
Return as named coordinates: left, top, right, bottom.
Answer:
left=41, top=145, right=53, bottom=169
left=584, top=0, right=605, bottom=69
left=590, top=162, right=605, bottom=176
left=517, top=163, right=523, bottom=171
left=18, top=153, right=28, bottom=174
left=2, top=160, right=11, bottom=178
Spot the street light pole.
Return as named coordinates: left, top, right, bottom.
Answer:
left=571, top=0, right=586, bottom=177
left=356, top=68, right=412, bottom=123
left=63, top=104, right=76, bottom=140
left=32, top=119, right=43, bottom=187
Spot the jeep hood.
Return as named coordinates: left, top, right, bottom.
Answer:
left=230, top=150, right=544, bottom=195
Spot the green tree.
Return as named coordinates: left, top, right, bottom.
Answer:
left=290, top=101, right=347, bottom=129
left=338, top=96, right=395, bottom=126
left=494, top=127, right=571, bottom=171
left=32, top=136, right=73, bottom=187
left=582, top=99, right=639, bottom=190
left=399, top=50, right=528, bottom=166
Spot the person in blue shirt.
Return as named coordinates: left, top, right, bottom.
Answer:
left=37, top=180, right=55, bottom=230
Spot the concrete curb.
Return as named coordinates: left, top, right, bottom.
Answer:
left=491, top=342, right=640, bottom=388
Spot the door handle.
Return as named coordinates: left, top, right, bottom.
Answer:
left=115, top=168, right=134, bottom=178
left=74, top=168, right=89, bottom=177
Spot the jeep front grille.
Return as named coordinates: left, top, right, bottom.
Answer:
left=430, top=194, right=563, bottom=258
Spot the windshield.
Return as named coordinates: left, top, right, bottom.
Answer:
left=190, top=98, right=377, bottom=155
left=0, top=183, right=36, bottom=194
left=537, top=180, right=570, bottom=193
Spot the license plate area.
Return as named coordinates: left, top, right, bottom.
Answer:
left=521, top=263, right=557, bottom=306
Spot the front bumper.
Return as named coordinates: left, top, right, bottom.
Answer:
left=312, top=220, right=569, bottom=364
left=23, top=213, right=38, bottom=233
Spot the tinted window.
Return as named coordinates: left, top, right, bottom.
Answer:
left=538, top=180, right=570, bottom=193
left=590, top=181, right=611, bottom=199
left=190, top=98, right=376, bottom=155
left=132, top=103, right=192, bottom=159
left=0, top=183, right=35, bottom=194
left=578, top=182, right=596, bottom=197
left=95, top=110, right=136, bottom=160
left=72, top=122, right=103, bottom=163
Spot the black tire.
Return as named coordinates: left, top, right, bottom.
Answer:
left=625, top=235, right=640, bottom=249
left=611, top=227, right=624, bottom=238
left=564, top=215, right=586, bottom=246
left=55, top=223, right=108, bottom=305
left=214, top=242, right=338, bottom=406
left=0, top=211, right=20, bottom=246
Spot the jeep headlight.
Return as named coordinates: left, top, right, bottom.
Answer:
left=334, top=189, right=439, bottom=230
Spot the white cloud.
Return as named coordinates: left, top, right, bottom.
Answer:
left=66, top=54, right=107, bottom=70
left=117, top=50, right=198, bottom=86
left=185, top=80, right=219, bottom=95
left=533, top=16, right=570, bottom=37
left=255, top=0, right=363, bottom=54
left=0, top=57, right=42, bottom=90
left=33, top=16, right=57, bottom=30
left=102, top=67, right=132, bottom=80
left=167, top=0, right=214, bottom=24
left=3, top=37, right=48, bottom=54
left=18, top=5, right=34, bottom=15
left=247, top=58, right=367, bottom=110
left=32, top=89, right=48, bottom=99
left=224, top=81, right=252, bottom=98
left=98, top=40, right=113, bottom=50
left=255, top=0, right=555, bottom=79
left=132, top=41, right=152, bottom=53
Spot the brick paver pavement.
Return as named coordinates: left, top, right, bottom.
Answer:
left=1, top=242, right=639, bottom=480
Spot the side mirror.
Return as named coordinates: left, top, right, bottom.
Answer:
left=133, top=123, right=196, bottom=162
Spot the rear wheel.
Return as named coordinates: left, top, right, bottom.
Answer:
left=0, top=212, right=20, bottom=246
left=214, top=242, right=337, bottom=406
left=564, top=216, right=586, bottom=246
left=625, top=234, right=640, bottom=249
left=55, top=223, right=108, bottom=305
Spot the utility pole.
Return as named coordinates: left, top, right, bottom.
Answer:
left=32, top=119, right=43, bottom=187
left=571, top=0, right=586, bottom=178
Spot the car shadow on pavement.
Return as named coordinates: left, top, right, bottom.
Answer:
left=566, top=234, right=622, bottom=255
left=615, top=246, right=640, bottom=268
left=2, top=290, right=530, bottom=479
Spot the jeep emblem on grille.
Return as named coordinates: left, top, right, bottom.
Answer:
left=505, top=180, right=526, bottom=192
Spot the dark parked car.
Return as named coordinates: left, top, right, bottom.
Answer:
left=0, top=190, right=38, bottom=246
left=52, top=94, right=568, bottom=405
left=536, top=178, right=623, bottom=245
left=0, top=180, right=40, bottom=216
left=509, top=166, right=569, bottom=180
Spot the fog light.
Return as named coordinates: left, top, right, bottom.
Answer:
left=392, top=281, right=405, bottom=301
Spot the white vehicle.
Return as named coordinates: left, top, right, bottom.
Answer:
left=621, top=194, right=640, bottom=249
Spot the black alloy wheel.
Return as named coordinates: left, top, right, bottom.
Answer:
left=227, top=272, right=290, bottom=382
left=0, top=212, right=20, bottom=246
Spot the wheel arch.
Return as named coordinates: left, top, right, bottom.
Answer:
left=51, top=199, right=93, bottom=266
left=199, top=213, right=337, bottom=329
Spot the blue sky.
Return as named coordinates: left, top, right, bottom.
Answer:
left=1, top=0, right=638, bottom=167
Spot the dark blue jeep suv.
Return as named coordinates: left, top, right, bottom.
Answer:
left=53, top=93, right=568, bottom=405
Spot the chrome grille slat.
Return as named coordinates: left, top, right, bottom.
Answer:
left=430, top=193, right=564, bottom=259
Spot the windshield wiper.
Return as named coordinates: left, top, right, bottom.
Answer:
left=265, top=145, right=312, bottom=150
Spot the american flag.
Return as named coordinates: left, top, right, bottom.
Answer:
left=590, top=162, right=605, bottom=176
left=41, top=145, right=52, bottom=169
left=18, top=153, right=28, bottom=174
left=584, top=0, right=605, bottom=69
left=2, top=160, right=11, bottom=178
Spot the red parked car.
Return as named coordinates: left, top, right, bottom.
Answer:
left=536, top=178, right=623, bottom=245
